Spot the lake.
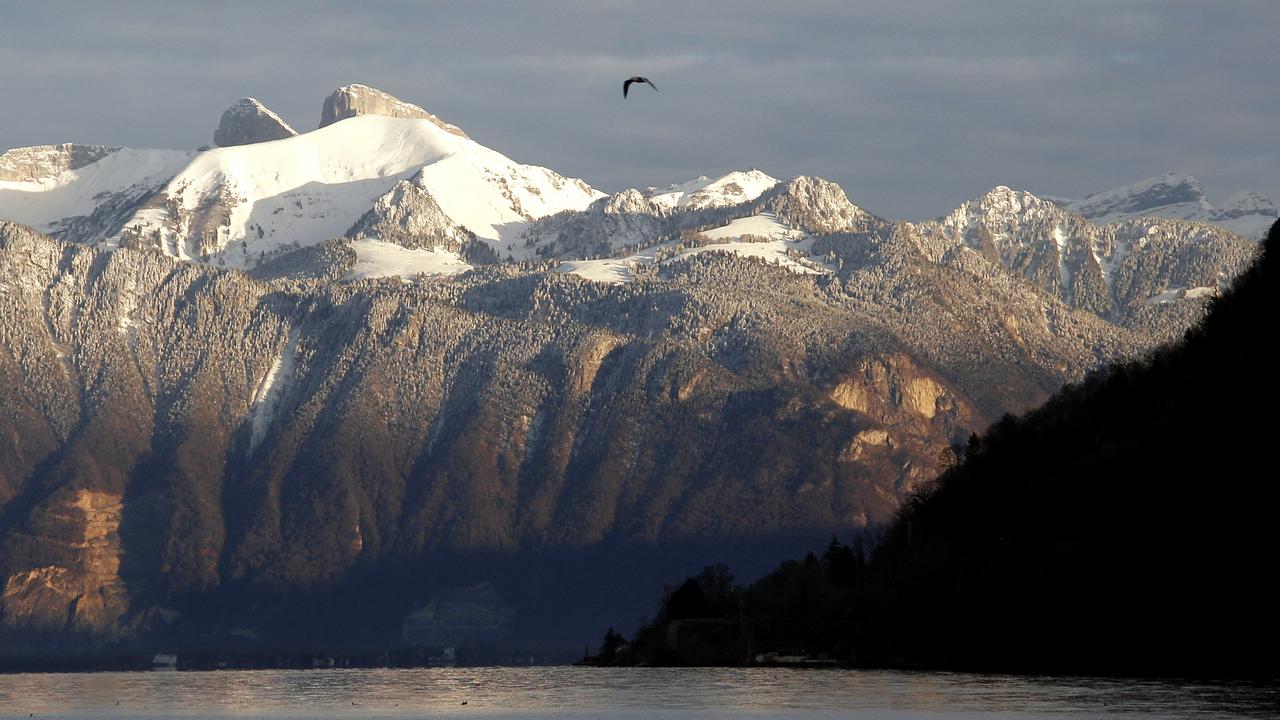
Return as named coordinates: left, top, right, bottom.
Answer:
left=0, top=667, right=1275, bottom=719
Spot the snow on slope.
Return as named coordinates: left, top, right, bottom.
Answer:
left=1211, top=191, right=1278, bottom=238
left=346, top=239, right=472, bottom=280
left=677, top=240, right=824, bottom=274
left=113, top=115, right=601, bottom=267
left=647, top=170, right=778, bottom=211
left=0, top=148, right=194, bottom=234
left=558, top=257, right=638, bottom=285
left=696, top=213, right=802, bottom=242
left=1066, top=173, right=1211, bottom=222
left=679, top=214, right=822, bottom=274
left=409, top=140, right=603, bottom=252
left=559, top=212, right=824, bottom=284
left=1063, top=173, right=1276, bottom=239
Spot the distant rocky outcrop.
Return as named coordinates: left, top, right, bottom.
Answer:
left=1062, top=173, right=1277, bottom=239
left=0, top=144, right=119, bottom=183
left=319, top=83, right=467, bottom=137
left=347, top=179, right=475, bottom=251
left=213, top=98, right=298, bottom=147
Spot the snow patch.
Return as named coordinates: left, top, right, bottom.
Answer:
left=346, top=239, right=472, bottom=280
left=647, top=170, right=778, bottom=211
left=677, top=240, right=825, bottom=275
left=1145, top=285, right=1218, bottom=305
left=560, top=213, right=826, bottom=284
left=696, top=213, right=803, bottom=242
left=558, top=258, right=635, bottom=285
left=1053, top=226, right=1071, bottom=293
left=249, top=329, right=299, bottom=449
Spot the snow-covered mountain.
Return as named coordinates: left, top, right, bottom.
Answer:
left=0, top=145, right=194, bottom=244
left=1, top=87, right=1269, bottom=291
left=0, top=87, right=602, bottom=277
left=645, top=169, right=778, bottom=211
left=910, top=185, right=1255, bottom=326
left=125, top=113, right=600, bottom=269
left=1060, top=173, right=1276, bottom=239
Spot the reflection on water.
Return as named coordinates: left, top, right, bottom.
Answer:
left=0, top=667, right=1276, bottom=719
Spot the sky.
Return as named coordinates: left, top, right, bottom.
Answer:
left=0, top=0, right=1276, bottom=219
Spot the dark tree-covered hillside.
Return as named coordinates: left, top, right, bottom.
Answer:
left=613, top=220, right=1280, bottom=678
left=857, top=220, right=1280, bottom=678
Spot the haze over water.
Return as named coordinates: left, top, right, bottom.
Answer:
left=1, top=668, right=1275, bottom=719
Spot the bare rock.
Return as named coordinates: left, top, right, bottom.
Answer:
left=213, top=98, right=298, bottom=147
left=319, top=83, right=467, bottom=137
left=0, top=143, right=119, bottom=182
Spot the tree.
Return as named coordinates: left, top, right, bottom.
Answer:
left=597, top=627, right=626, bottom=664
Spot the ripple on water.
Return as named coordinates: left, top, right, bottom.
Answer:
left=0, top=667, right=1276, bottom=719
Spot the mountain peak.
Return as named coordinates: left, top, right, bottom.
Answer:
left=1063, top=173, right=1274, bottom=239
left=1067, top=172, right=1210, bottom=222
left=646, top=169, right=779, bottom=211
left=318, top=83, right=467, bottom=138
left=602, top=188, right=662, bottom=215
left=214, top=98, right=298, bottom=148
left=974, top=185, right=1056, bottom=213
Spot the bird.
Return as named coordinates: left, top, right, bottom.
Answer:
left=623, top=76, right=658, bottom=98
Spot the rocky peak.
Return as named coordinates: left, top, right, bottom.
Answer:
left=1213, top=191, right=1278, bottom=221
left=0, top=143, right=120, bottom=183
left=977, top=185, right=1039, bottom=212
left=213, top=98, right=298, bottom=147
left=603, top=188, right=661, bottom=215
left=1068, top=173, right=1211, bottom=221
left=318, top=83, right=467, bottom=138
left=347, top=178, right=475, bottom=252
left=764, top=176, right=880, bottom=234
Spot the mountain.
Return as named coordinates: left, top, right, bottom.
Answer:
left=0, top=85, right=1264, bottom=663
left=0, top=85, right=601, bottom=276
left=911, top=186, right=1255, bottom=334
left=1060, top=173, right=1277, bottom=239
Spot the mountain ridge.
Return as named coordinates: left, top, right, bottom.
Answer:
left=0, top=84, right=1266, bottom=661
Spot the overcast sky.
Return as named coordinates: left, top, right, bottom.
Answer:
left=1, top=1, right=1276, bottom=219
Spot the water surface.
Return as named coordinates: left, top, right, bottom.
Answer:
left=0, top=667, right=1275, bottom=719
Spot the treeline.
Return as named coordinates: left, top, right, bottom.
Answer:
left=598, top=220, right=1280, bottom=678
left=596, top=539, right=869, bottom=667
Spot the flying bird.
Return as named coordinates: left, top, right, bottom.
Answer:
left=623, top=76, right=658, bottom=98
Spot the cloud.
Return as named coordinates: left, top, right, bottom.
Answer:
left=0, top=1, right=1276, bottom=218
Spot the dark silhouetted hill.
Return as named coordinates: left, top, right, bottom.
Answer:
left=613, top=220, right=1280, bottom=678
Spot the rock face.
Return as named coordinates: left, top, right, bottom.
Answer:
left=319, top=83, right=467, bottom=137
left=0, top=144, right=119, bottom=183
left=213, top=98, right=298, bottom=147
